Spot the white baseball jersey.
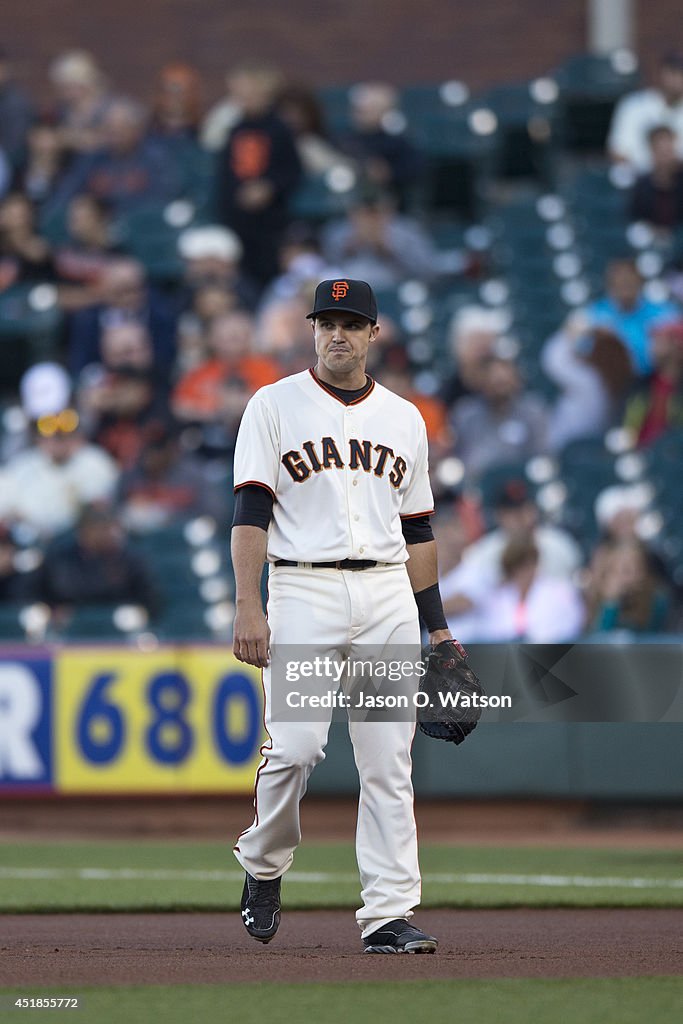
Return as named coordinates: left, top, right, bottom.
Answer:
left=233, top=369, right=434, bottom=563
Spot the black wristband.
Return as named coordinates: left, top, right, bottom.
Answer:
left=414, top=582, right=448, bottom=633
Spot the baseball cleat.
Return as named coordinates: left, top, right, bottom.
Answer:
left=363, top=918, right=438, bottom=954
left=240, top=872, right=282, bottom=943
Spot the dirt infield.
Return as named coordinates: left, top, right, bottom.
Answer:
left=3, top=909, right=681, bottom=985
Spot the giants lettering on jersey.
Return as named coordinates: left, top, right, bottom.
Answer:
left=282, top=437, right=408, bottom=489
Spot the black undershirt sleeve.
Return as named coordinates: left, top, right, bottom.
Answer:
left=401, top=514, right=434, bottom=545
left=232, top=484, right=275, bottom=530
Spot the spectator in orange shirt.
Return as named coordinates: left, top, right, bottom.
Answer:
left=172, top=310, right=282, bottom=422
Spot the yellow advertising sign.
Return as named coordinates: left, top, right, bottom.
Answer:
left=54, top=648, right=265, bottom=792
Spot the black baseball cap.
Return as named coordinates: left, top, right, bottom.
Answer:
left=306, top=279, right=378, bottom=323
left=494, top=478, right=532, bottom=509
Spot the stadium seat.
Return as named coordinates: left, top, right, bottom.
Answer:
left=316, top=85, right=355, bottom=135
left=552, top=50, right=640, bottom=152
left=115, top=205, right=185, bottom=282
left=479, top=81, right=559, bottom=181
left=0, top=604, right=29, bottom=641
left=61, top=605, right=131, bottom=640
left=289, top=175, right=355, bottom=223
left=0, top=286, right=64, bottom=392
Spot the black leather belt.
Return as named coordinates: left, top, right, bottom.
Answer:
left=275, top=559, right=378, bottom=570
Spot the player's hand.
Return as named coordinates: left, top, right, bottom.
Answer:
left=428, top=628, right=453, bottom=647
left=232, top=601, right=271, bottom=668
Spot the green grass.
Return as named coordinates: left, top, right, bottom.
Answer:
left=0, top=841, right=681, bottom=911
left=0, top=979, right=681, bottom=1024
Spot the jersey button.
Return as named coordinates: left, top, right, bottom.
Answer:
left=353, top=514, right=359, bottom=521
left=359, top=546, right=365, bottom=553
left=352, top=479, right=358, bottom=486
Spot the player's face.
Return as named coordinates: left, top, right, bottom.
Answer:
left=312, top=312, right=379, bottom=385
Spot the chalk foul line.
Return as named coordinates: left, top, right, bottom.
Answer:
left=0, top=867, right=681, bottom=889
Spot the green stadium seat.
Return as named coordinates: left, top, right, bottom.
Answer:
left=0, top=604, right=29, bottom=641
left=553, top=51, right=640, bottom=152
left=479, top=81, right=559, bottom=181
left=289, top=175, right=355, bottom=223
left=61, top=605, right=131, bottom=640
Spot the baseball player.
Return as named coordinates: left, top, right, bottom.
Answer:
left=231, top=279, right=454, bottom=953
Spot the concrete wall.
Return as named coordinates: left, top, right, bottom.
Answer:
left=312, top=723, right=683, bottom=799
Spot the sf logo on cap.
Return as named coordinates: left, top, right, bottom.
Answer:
left=332, top=280, right=349, bottom=301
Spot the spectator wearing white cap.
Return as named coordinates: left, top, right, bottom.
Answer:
left=1, top=361, right=71, bottom=462
left=178, top=224, right=258, bottom=311
left=0, top=404, right=118, bottom=539
left=582, top=483, right=675, bottom=626
left=441, top=305, right=508, bottom=407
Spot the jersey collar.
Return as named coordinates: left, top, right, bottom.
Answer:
left=308, top=367, right=376, bottom=406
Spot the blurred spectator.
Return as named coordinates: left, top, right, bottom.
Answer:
left=188, top=373, right=254, bottom=461
left=84, top=368, right=168, bottom=470
left=441, top=305, right=508, bottom=406
left=0, top=523, right=26, bottom=602
left=276, top=82, right=355, bottom=176
left=258, top=223, right=340, bottom=310
left=99, top=321, right=155, bottom=370
left=584, top=483, right=675, bottom=620
left=376, top=345, right=454, bottom=456
left=175, top=282, right=236, bottom=376
left=594, top=483, right=652, bottom=544
left=67, top=258, right=177, bottom=374
left=0, top=50, right=33, bottom=170
left=435, top=503, right=484, bottom=640
left=321, top=187, right=442, bottom=289
left=149, top=62, right=203, bottom=143
left=77, top=321, right=156, bottom=428
left=48, top=98, right=182, bottom=217
left=178, top=224, right=259, bottom=311
left=29, top=504, right=158, bottom=614
left=20, top=360, right=72, bottom=418
left=0, top=410, right=118, bottom=538
left=18, top=120, right=67, bottom=207
left=172, top=310, right=281, bottom=422
left=0, top=361, right=72, bottom=462
left=451, top=356, right=548, bottom=477
left=255, top=292, right=315, bottom=373
left=200, top=69, right=248, bottom=153
left=53, top=195, right=122, bottom=312
left=586, top=538, right=672, bottom=633
left=541, top=314, right=634, bottom=451
left=630, top=125, right=683, bottom=229
left=623, top=319, right=683, bottom=444
left=440, top=477, right=582, bottom=639
left=48, top=50, right=112, bottom=155
left=0, top=148, right=10, bottom=202
left=214, top=63, right=302, bottom=285
left=117, top=421, right=227, bottom=532
left=473, top=537, right=585, bottom=642
left=0, top=192, right=55, bottom=291
left=608, top=51, right=683, bottom=171
left=584, top=258, right=679, bottom=376
left=337, top=82, right=423, bottom=203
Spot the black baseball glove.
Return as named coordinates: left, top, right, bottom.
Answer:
left=418, top=639, right=485, bottom=745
